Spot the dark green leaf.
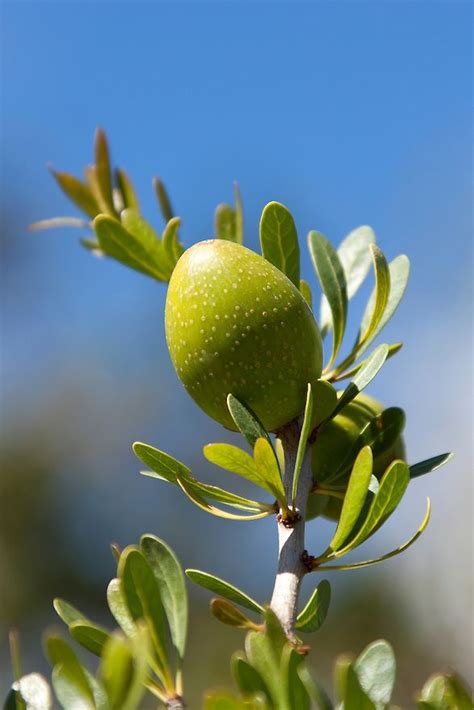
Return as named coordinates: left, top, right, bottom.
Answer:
left=295, top=579, right=331, bottom=633
left=260, top=202, right=300, bottom=288
left=94, top=128, right=115, bottom=215
left=153, top=177, right=174, bottom=223
left=140, top=534, right=187, bottom=660
left=234, top=183, right=244, bottom=244
left=354, top=640, right=396, bottom=707
left=69, top=621, right=110, bottom=657
left=215, top=204, right=237, bottom=242
left=186, top=569, right=263, bottom=614
left=133, top=442, right=191, bottom=482
left=50, top=169, right=99, bottom=218
left=292, top=383, right=313, bottom=505
left=210, top=599, right=259, bottom=629
left=410, top=453, right=454, bottom=480
left=327, top=449, right=374, bottom=542
left=299, top=280, right=312, bottom=308
left=308, top=230, right=347, bottom=368
left=232, top=652, right=270, bottom=700
left=227, top=394, right=271, bottom=449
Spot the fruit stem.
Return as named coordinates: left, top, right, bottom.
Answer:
left=270, top=417, right=313, bottom=641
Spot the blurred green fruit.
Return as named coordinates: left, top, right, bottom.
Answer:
left=165, top=239, right=323, bottom=431
left=307, top=393, right=406, bottom=521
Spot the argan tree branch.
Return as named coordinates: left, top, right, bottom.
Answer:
left=270, top=418, right=313, bottom=640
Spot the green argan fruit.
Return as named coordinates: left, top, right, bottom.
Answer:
left=307, top=393, right=406, bottom=521
left=165, top=239, right=323, bottom=431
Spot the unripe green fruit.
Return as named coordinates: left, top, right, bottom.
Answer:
left=165, top=240, right=323, bottom=431
left=308, top=393, right=406, bottom=521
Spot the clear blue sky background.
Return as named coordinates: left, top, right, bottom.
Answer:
left=1, top=0, right=472, bottom=696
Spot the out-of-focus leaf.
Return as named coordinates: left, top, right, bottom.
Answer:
left=210, top=599, right=260, bottom=630
left=343, top=665, right=376, bottom=709
left=329, top=447, right=373, bottom=552
left=232, top=652, right=270, bottom=701
left=186, top=569, right=263, bottom=614
left=409, top=453, right=454, bottom=480
left=308, top=230, right=347, bottom=368
left=358, top=245, right=390, bottom=349
left=53, top=598, right=86, bottom=627
left=234, top=183, right=244, bottom=244
left=215, top=203, right=237, bottom=241
left=204, top=692, right=259, bottom=709
left=10, top=674, right=52, bottom=710
left=95, top=128, right=115, bottom=215
left=29, top=217, right=90, bottom=231
left=282, top=647, right=310, bottom=710
left=418, top=672, right=472, bottom=710
left=354, top=640, right=396, bottom=708
left=107, top=578, right=136, bottom=637
left=227, top=394, right=271, bottom=449
left=325, top=344, right=390, bottom=422
left=69, top=622, right=110, bottom=657
left=334, top=654, right=354, bottom=702
left=46, top=636, right=95, bottom=709
left=357, top=255, right=410, bottom=358
left=333, top=343, right=402, bottom=382
left=153, top=176, right=174, bottom=223
left=254, top=438, right=286, bottom=503
left=260, top=202, right=300, bottom=288
left=320, top=226, right=376, bottom=336
left=133, top=442, right=191, bottom=482
left=291, top=384, right=313, bottom=505
left=120, top=207, right=170, bottom=274
left=162, top=216, right=184, bottom=265
left=50, top=169, right=100, bottom=218
left=297, top=665, right=333, bottom=710
left=100, top=626, right=149, bottom=710
left=299, top=280, right=312, bottom=308
left=295, top=579, right=331, bottom=633
left=140, top=534, right=187, bottom=660
left=116, top=168, right=140, bottom=212
left=319, top=499, right=431, bottom=570
left=93, top=214, right=170, bottom=281
left=80, top=237, right=104, bottom=255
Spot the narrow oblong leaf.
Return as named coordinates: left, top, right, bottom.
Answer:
left=69, top=622, right=109, bottom=657
left=354, top=640, right=396, bottom=707
left=409, top=453, right=454, bottom=480
left=227, top=394, right=271, bottom=449
left=311, top=379, right=338, bottom=428
left=116, top=168, right=140, bottom=212
left=320, top=226, right=376, bottom=336
left=292, top=383, right=313, bottom=506
left=215, top=203, right=237, bottom=241
left=210, top=598, right=260, bottom=629
left=176, top=476, right=271, bottom=520
left=29, top=217, right=90, bottom=232
left=357, top=255, right=410, bottom=358
left=185, top=569, right=263, bottom=614
left=343, top=665, right=376, bottom=709
left=260, top=201, right=300, bottom=288
left=253, top=437, right=286, bottom=503
left=46, top=637, right=95, bottom=709
left=162, top=216, right=184, bottom=266
left=295, top=579, right=331, bottom=633
left=140, top=534, right=187, bottom=660
left=94, top=128, right=115, bottom=215
left=153, top=177, right=174, bottom=223
left=204, top=443, right=274, bottom=496
left=418, top=672, right=472, bottom=710
left=231, top=652, right=270, bottom=700
left=234, top=183, right=244, bottom=244
left=133, top=442, right=191, bottom=482
left=357, top=245, right=391, bottom=349
left=50, top=169, right=99, bottom=218
left=333, top=343, right=402, bottom=382
left=308, top=230, right=347, bottom=368
left=328, top=447, right=373, bottom=552
left=107, top=578, right=136, bottom=637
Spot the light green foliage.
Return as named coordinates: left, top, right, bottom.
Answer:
left=259, top=201, right=300, bottom=288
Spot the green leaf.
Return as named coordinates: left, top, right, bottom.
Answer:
left=120, top=208, right=171, bottom=275
left=210, top=598, right=260, bottom=629
left=10, top=674, right=52, bottom=710
left=319, top=499, right=431, bottom=571
left=245, top=626, right=288, bottom=709
left=203, top=692, right=254, bottom=710
left=116, top=168, right=140, bottom=212
left=176, top=477, right=272, bottom=520
left=186, top=569, right=263, bottom=614
left=153, top=176, right=175, bottom=223
left=118, top=547, right=170, bottom=682
left=69, top=622, right=110, bottom=657
left=292, top=384, right=313, bottom=506
left=295, top=579, right=331, bottom=633
left=358, top=245, right=391, bottom=349
left=283, top=647, right=311, bottom=710
left=227, top=394, right=271, bottom=449
left=133, top=442, right=191, bottom=482
left=329, top=447, right=373, bottom=551
left=46, top=637, right=95, bottom=709
left=311, top=380, right=338, bottom=428
left=162, top=216, right=184, bottom=265
left=53, top=598, right=86, bottom=627
left=234, top=183, right=244, bottom=245
left=327, top=344, right=390, bottom=422
left=410, top=453, right=454, bottom=480
left=232, top=652, right=270, bottom=700
left=50, top=169, right=100, bottom=218
left=320, top=226, right=376, bottom=336
left=260, top=202, right=300, bottom=288
left=93, top=214, right=169, bottom=281
left=308, top=230, right=347, bottom=368
left=335, top=460, right=410, bottom=556
left=107, top=578, right=137, bottom=637
left=29, top=216, right=91, bottom=232
left=100, top=626, right=149, bottom=710
left=140, top=534, right=187, bottom=660
left=418, top=672, right=472, bottom=710
left=215, top=203, right=237, bottom=241
left=253, top=438, right=286, bottom=503
left=357, top=255, right=410, bottom=358
left=297, top=665, right=333, bottom=710
left=343, top=665, right=376, bottom=709
left=354, top=640, right=396, bottom=708
left=204, top=443, right=274, bottom=496
left=94, top=128, right=115, bottom=215
left=299, top=280, right=312, bottom=308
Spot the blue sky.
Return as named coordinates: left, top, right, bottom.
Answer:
left=1, top=0, right=472, bottom=688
